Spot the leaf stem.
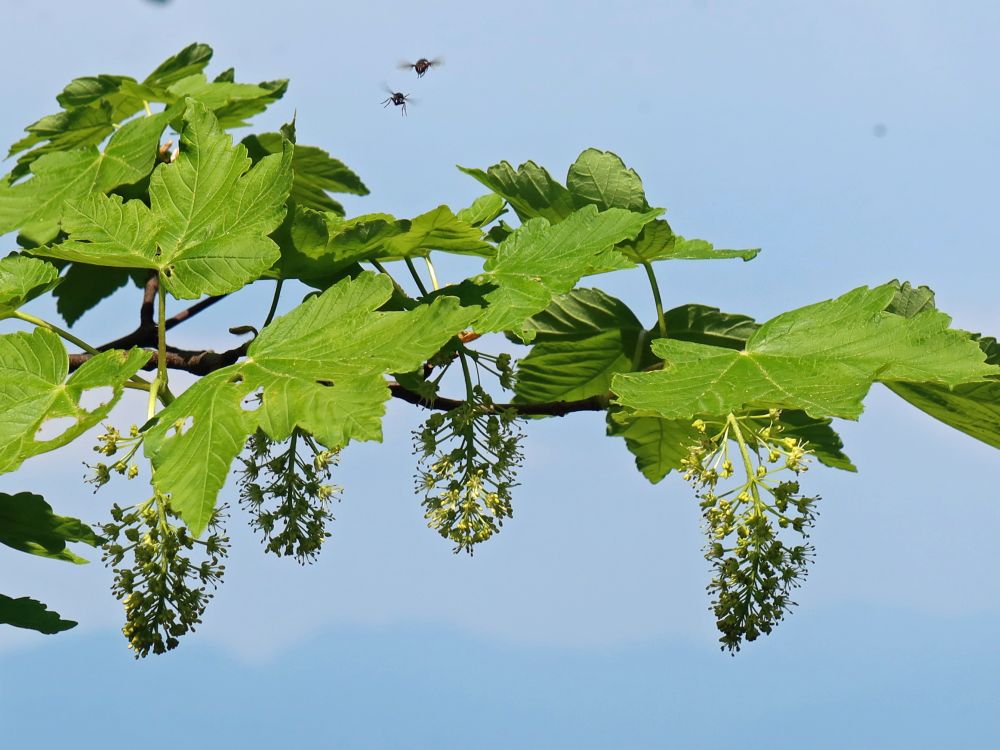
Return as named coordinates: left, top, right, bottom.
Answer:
left=458, top=351, right=477, bottom=480
left=424, top=257, right=440, bottom=291
left=726, top=413, right=762, bottom=507
left=156, top=275, right=169, bottom=403
left=641, top=261, right=667, bottom=338
left=13, top=310, right=103, bottom=355
left=13, top=309, right=155, bottom=393
left=404, top=258, right=430, bottom=296
left=263, top=279, right=284, bottom=328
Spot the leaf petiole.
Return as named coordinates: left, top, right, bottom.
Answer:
left=641, top=261, right=667, bottom=338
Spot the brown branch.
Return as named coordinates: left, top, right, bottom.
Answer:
left=389, top=382, right=608, bottom=415
left=65, top=345, right=610, bottom=417
left=98, top=288, right=228, bottom=352
left=139, top=272, right=158, bottom=328
left=69, top=342, right=249, bottom=376
left=165, top=295, right=227, bottom=331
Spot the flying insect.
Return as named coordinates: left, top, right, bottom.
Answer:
left=398, top=57, right=443, bottom=78
left=381, top=86, right=412, bottom=116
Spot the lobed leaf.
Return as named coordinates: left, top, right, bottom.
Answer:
left=613, top=284, right=997, bottom=421
left=473, top=205, right=661, bottom=340
left=144, top=272, right=478, bottom=534
left=884, top=285, right=1000, bottom=449
left=6, top=103, right=115, bottom=180
left=39, top=100, right=293, bottom=298
left=166, top=74, right=288, bottom=129
left=0, top=111, right=170, bottom=245
left=0, top=256, right=60, bottom=316
left=458, top=160, right=575, bottom=223
left=0, top=330, right=148, bottom=475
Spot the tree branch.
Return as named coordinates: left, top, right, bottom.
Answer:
left=388, top=382, right=609, bottom=415
left=69, top=342, right=248, bottom=376
left=98, top=287, right=228, bottom=352
left=65, top=344, right=611, bottom=416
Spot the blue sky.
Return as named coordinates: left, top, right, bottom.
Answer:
left=1, top=0, right=999, bottom=746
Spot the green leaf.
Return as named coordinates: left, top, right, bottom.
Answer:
left=889, top=374, right=1000, bottom=451
left=566, top=148, right=650, bottom=212
left=613, top=284, right=997, bottom=421
left=662, top=303, right=759, bottom=348
left=383, top=206, right=495, bottom=259
left=150, top=100, right=291, bottom=297
left=0, top=255, right=60, bottom=317
left=886, top=280, right=936, bottom=317
left=40, top=100, right=293, bottom=299
left=874, top=282, right=1000, bottom=451
left=243, top=131, right=368, bottom=214
left=273, top=206, right=402, bottom=286
left=0, top=330, right=148, bottom=475
left=514, top=288, right=645, bottom=403
left=0, top=593, right=76, bottom=634
left=459, top=160, right=575, bottom=223
left=6, top=102, right=115, bottom=179
left=55, top=75, right=158, bottom=124
left=0, top=491, right=102, bottom=563
left=166, top=74, right=287, bottom=129
left=474, top=205, right=661, bottom=339
left=0, top=111, right=170, bottom=245
left=606, top=412, right=700, bottom=483
left=53, top=264, right=138, bottom=327
left=143, top=42, right=214, bottom=89
left=144, top=272, right=477, bottom=534
left=619, top=219, right=759, bottom=263
left=457, top=193, right=507, bottom=228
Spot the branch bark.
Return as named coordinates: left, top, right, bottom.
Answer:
left=66, top=345, right=611, bottom=416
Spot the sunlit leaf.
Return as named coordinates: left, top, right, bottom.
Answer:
left=566, top=148, right=650, bottom=212
left=456, top=193, right=506, bottom=228
left=613, top=284, right=997, bottom=421
left=473, top=205, right=660, bottom=339
left=0, top=330, right=148, bottom=475
left=0, top=111, right=170, bottom=245
left=0, top=255, right=60, bottom=317
left=144, top=272, right=477, bottom=534
left=619, top=219, right=759, bottom=263
left=37, top=100, right=293, bottom=298
left=459, top=160, right=575, bottom=223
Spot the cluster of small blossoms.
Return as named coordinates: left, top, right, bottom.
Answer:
left=413, top=385, right=523, bottom=553
left=470, top=351, right=516, bottom=392
left=100, top=495, right=228, bottom=658
left=85, top=424, right=143, bottom=490
left=682, top=410, right=819, bottom=652
left=237, top=428, right=341, bottom=563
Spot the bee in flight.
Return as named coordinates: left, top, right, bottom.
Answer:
left=381, top=88, right=412, bottom=116
left=399, top=57, right=443, bottom=78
